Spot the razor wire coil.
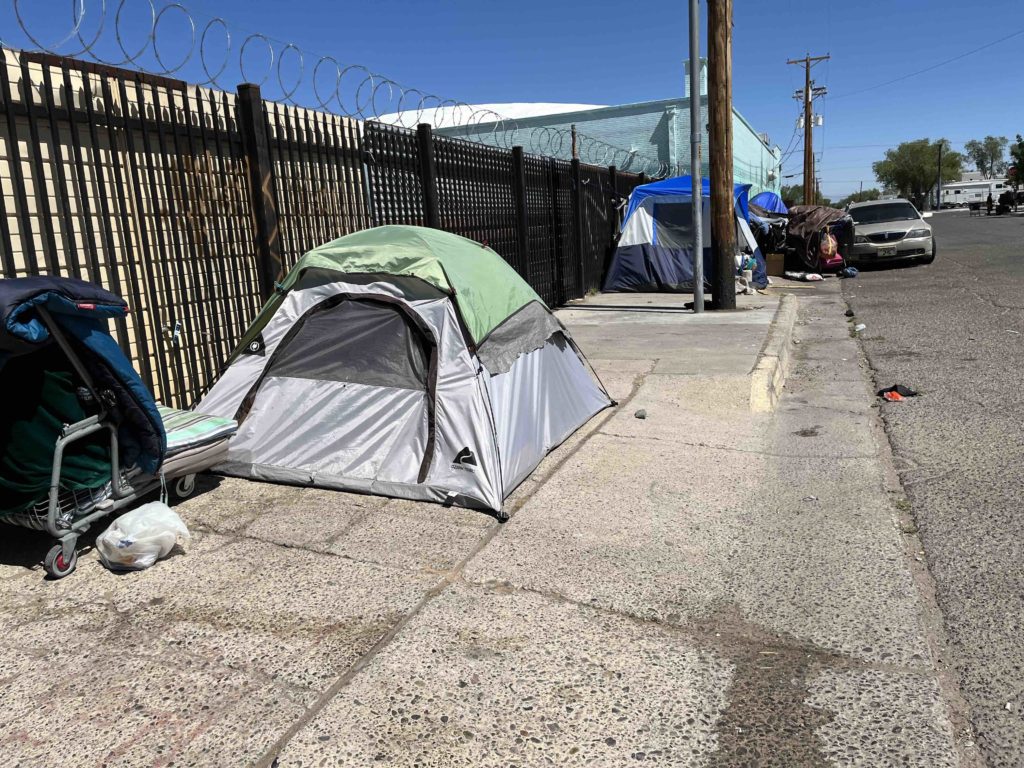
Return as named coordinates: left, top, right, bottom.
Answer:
left=3, top=0, right=669, bottom=174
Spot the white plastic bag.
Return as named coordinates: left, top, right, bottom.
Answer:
left=96, top=501, right=191, bottom=571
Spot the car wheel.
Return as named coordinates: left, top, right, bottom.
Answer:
left=919, top=237, right=936, bottom=265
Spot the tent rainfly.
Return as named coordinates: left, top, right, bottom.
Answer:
left=197, top=225, right=612, bottom=515
left=750, top=191, right=789, bottom=215
left=603, top=176, right=757, bottom=293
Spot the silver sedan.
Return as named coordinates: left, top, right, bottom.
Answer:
left=848, top=199, right=935, bottom=265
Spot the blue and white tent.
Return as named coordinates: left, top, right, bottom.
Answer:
left=603, top=176, right=756, bottom=293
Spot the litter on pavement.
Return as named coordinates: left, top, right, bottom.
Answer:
left=784, top=271, right=825, bottom=282
left=878, top=384, right=919, bottom=398
left=96, top=502, right=191, bottom=571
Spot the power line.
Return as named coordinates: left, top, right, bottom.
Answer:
left=778, top=109, right=804, bottom=160
left=780, top=137, right=803, bottom=164
left=824, top=140, right=972, bottom=150
left=831, top=27, right=1024, bottom=99
left=774, top=103, right=805, bottom=183
left=781, top=113, right=802, bottom=154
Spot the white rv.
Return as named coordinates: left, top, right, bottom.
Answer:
left=940, top=179, right=1010, bottom=208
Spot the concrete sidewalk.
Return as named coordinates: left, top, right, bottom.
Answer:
left=0, top=286, right=970, bottom=766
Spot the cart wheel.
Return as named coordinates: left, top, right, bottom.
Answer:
left=171, top=474, right=197, bottom=500
left=44, top=545, right=77, bottom=579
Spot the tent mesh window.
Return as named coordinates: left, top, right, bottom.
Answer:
left=652, top=202, right=696, bottom=250
left=268, top=300, right=429, bottom=390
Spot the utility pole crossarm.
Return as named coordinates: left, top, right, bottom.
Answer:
left=786, top=54, right=832, bottom=66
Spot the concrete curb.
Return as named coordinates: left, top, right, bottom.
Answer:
left=749, top=294, right=798, bottom=413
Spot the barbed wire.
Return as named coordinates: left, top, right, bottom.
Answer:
left=2, top=0, right=672, bottom=176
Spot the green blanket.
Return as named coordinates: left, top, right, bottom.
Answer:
left=0, top=348, right=111, bottom=518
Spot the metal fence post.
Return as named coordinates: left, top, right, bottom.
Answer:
left=236, top=83, right=282, bottom=301
left=570, top=157, right=585, bottom=297
left=607, top=165, right=619, bottom=240
left=550, top=158, right=565, bottom=305
left=511, top=146, right=531, bottom=282
left=605, top=165, right=619, bottom=278
left=417, top=123, right=441, bottom=229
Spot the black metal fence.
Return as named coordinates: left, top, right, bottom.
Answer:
left=263, top=100, right=369, bottom=272
left=362, top=123, right=642, bottom=307
left=0, top=48, right=643, bottom=407
left=0, top=50, right=265, bottom=408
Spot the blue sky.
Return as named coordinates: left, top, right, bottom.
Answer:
left=9, top=0, right=1024, bottom=197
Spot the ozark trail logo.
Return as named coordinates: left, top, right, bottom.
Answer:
left=243, top=334, right=266, bottom=356
left=452, top=447, right=477, bottom=471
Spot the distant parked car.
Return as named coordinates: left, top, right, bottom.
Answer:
left=849, top=198, right=935, bottom=265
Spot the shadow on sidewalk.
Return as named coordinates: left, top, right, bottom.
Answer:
left=566, top=304, right=698, bottom=314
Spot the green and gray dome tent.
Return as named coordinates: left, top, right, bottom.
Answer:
left=197, top=225, right=612, bottom=514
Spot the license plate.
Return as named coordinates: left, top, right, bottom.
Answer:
left=879, top=246, right=897, bottom=257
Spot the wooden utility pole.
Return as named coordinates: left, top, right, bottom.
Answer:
left=707, top=0, right=735, bottom=310
left=688, top=0, right=704, bottom=312
left=787, top=53, right=829, bottom=206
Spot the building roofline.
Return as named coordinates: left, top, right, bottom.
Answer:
left=432, top=96, right=696, bottom=126
left=435, top=95, right=778, bottom=158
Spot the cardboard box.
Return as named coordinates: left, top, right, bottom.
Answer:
left=766, top=252, right=785, bottom=277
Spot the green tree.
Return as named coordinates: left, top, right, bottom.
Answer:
left=780, top=184, right=803, bottom=206
left=1009, top=135, right=1024, bottom=189
left=779, top=183, right=831, bottom=208
left=963, top=136, right=1009, bottom=178
left=873, top=139, right=963, bottom=209
left=837, top=188, right=882, bottom=208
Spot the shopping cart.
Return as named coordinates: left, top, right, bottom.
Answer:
left=0, top=277, right=236, bottom=578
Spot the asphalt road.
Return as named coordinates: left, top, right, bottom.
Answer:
left=845, top=209, right=1024, bottom=767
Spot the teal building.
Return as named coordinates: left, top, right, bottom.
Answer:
left=432, top=62, right=781, bottom=194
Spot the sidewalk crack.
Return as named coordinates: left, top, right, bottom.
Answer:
left=253, top=361, right=657, bottom=767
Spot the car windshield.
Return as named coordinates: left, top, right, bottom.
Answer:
left=850, top=202, right=920, bottom=224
